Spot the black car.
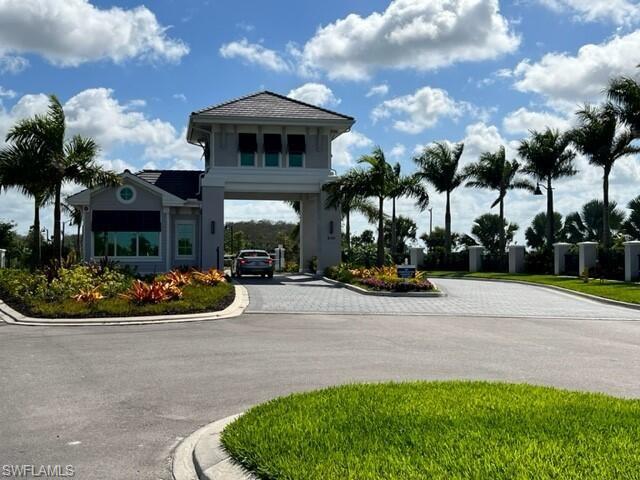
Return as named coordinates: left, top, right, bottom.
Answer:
left=232, top=250, right=274, bottom=278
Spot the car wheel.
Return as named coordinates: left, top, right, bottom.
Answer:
left=268, top=272, right=273, bottom=279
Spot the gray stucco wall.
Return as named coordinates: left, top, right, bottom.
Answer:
left=212, top=132, right=330, bottom=170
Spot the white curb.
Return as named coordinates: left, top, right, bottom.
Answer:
left=0, top=284, right=249, bottom=326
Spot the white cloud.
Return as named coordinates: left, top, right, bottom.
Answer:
left=502, top=107, right=572, bottom=135
left=390, top=143, right=406, bottom=158
left=219, top=39, right=291, bottom=72
left=0, top=86, right=16, bottom=99
left=287, top=83, right=340, bottom=107
left=299, top=0, right=520, bottom=80
left=331, top=130, right=373, bottom=168
left=536, top=0, right=640, bottom=25
left=366, top=84, right=389, bottom=97
left=513, top=31, right=640, bottom=108
left=173, top=93, right=187, bottom=102
left=371, top=86, right=468, bottom=134
left=0, top=54, right=28, bottom=74
left=0, top=0, right=189, bottom=66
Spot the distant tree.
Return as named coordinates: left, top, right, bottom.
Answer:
left=518, top=128, right=576, bottom=250
left=420, top=227, right=464, bottom=251
left=570, top=103, right=640, bottom=247
left=353, top=229, right=375, bottom=245
left=464, top=145, right=532, bottom=253
left=383, top=215, right=417, bottom=255
left=413, top=142, right=465, bottom=255
left=0, top=220, right=19, bottom=262
left=470, top=213, right=518, bottom=255
left=525, top=212, right=564, bottom=251
left=564, top=199, right=626, bottom=244
left=623, top=195, right=640, bottom=240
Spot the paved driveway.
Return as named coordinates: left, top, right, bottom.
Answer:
left=240, top=274, right=640, bottom=320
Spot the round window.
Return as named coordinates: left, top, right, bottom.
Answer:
left=117, top=185, right=136, bottom=204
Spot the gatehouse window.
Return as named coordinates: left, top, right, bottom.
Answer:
left=93, top=231, right=160, bottom=257
left=263, top=133, right=282, bottom=167
left=287, top=134, right=306, bottom=167
left=238, top=133, right=257, bottom=167
left=176, top=221, right=195, bottom=258
left=117, top=185, right=136, bottom=204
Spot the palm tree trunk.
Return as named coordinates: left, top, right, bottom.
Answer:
left=499, top=198, right=505, bottom=253
left=445, top=190, right=452, bottom=255
left=53, top=181, right=62, bottom=262
left=603, top=170, right=610, bottom=248
left=32, top=199, right=41, bottom=269
left=546, top=177, right=554, bottom=251
left=391, top=197, right=397, bottom=258
left=377, top=196, right=384, bottom=267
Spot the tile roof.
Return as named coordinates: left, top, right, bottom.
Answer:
left=135, top=170, right=203, bottom=200
left=192, top=91, right=354, bottom=122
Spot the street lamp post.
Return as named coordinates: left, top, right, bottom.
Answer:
left=428, top=208, right=433, bottom=236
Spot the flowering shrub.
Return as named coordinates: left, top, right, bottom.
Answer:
left=192, top=268, right=226, bottom=286
left=162, top=270, right=192, bottom=287
left=72, top=286, right=104, bottom=304
left=120, top=279, right=183, bottom=304
left=325, top=263, right=435, bottom=292
left=360, top=277, right=435, bottom=292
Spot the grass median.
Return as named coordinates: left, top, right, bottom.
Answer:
left=427, top=271, right=640, bottom=304
left=221, top=381, right=640, bottom=480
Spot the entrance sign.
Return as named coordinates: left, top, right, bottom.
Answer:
left=396, top=265, right=416, bottom=279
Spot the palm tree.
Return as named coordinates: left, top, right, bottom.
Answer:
left=525, top=212, right=564, bottom=251
left=356, top=146, right=394, bottom=266
left=323, top=172, right=378, bottom=260
left=387, top=163, right=429, bottom=259
left=623, top=195, right=640, bottom=240
left=470, top=213, right=519, bottom=256
left=464, top=146, right=533, bottom=253
left=413, top=142, right=465, bottom=255
left=570, top=103, right=640, bottom=247
left=607, top=71, right=640, bottom=137
left=518, top=128, right=576, bottom=250
left=6, top=95, right=119, bottom=262
left=0, top=141, right=51, bottom=267
left=564, top=199, right=626, bottom=244
left=62, top=202, right=83, bottom=254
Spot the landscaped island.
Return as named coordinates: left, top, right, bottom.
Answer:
left=325, top=264, right=436, bottom=292
left=0, top=263, right=234, bottom=318
left=221, top=381, right=640, bottom=480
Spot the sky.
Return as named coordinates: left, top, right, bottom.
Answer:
left=1, top=0, right=639, bottom=245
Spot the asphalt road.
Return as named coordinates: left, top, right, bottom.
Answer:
left=2, top=310, right=640, bottom=479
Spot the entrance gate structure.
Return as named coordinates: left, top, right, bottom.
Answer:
left=187, top=91, right=355, bottom=272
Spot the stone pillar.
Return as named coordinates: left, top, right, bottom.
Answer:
left=200, top=185, right=225, bottom=270
left=0, top=249, right=5, bottom=268
left=508, top=245, right=525, bottom=274
left=624, top=241, right=640, bottom=282
left=468, top=246, right=484, bottom=272
left=317, top=187, right=342, bottom=273
left=300, top=194, right=319, bottom=273
left=553, top=242, right=571, bottom=275
left=274, top=245, right=285, bottom=272
left=578, top=241, right=598, bottom=276
left=410, top=247, right=425, bottom=268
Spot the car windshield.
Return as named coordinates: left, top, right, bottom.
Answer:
left=240, top=251, right=269, bottom=258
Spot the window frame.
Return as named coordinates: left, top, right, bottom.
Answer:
left=116, top=185, right=137, bottom=205
left=175, top=220, right=196, bottom=260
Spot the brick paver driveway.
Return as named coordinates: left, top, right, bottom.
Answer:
left=239, top=274, right=640, bottom=320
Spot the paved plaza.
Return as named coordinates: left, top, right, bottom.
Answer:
left=241, top=274, right=640, bottom=320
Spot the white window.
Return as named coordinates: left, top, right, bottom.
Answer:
left=176, top=221, right=195, bottom=258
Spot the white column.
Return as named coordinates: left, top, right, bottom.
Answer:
left=578, top=241, right=598, bottom=276
left=410, top=247, right=425, bottom=268
left=300, top=194, right=319, bottom=272
left=200, top=184, right=225, bottom=270
left=468, top=246, right=484, bottom=272
left=317, top=187, right=341, bottom=272
left=624, top=241, right=640, bottom=282
left=274, top=245, right=285, bottom=272
left=553, top=242, right=571, bottom=275
left=508, top=245, right=525, bottom=274
left=164, top=208, right=171, bottom=272
left=0, top=249, right=6, bottom=268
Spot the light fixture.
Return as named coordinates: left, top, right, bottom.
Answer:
left=210, top=221, right=216, bottom=234
left=329, top=220, right=334, bottom=235
left=534, top=183, right=543, bottom=196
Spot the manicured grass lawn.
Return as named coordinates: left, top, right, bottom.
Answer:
left=428, top=271, right=640, bottom=304
left=5, top=282, right=235, bottom=318
left=221, top=382, right=640, bottom=480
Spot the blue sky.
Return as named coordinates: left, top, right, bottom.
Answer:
left=1, top=0, right=639, bottom=244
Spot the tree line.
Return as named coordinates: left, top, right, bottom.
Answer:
left=325, top=69, right=640, bottom=267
